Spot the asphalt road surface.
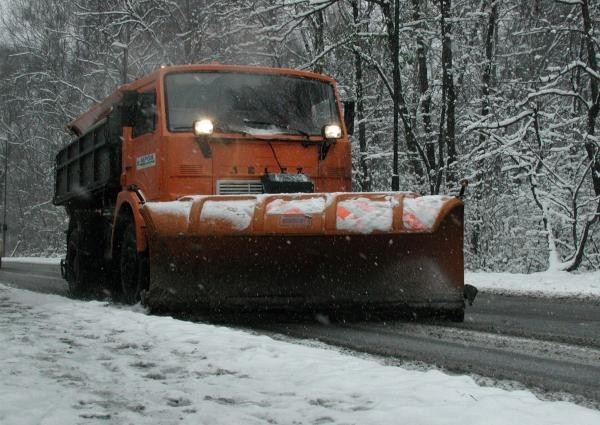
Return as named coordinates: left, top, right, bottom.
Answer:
left=1, top=260, right=599, bottom=406
left=0, top=260, right=68, bottom=296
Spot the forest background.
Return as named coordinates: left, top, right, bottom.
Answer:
left=0, top=0, right=599, bottom=273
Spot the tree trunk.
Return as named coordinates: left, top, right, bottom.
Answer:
left=581, top=0, right=600, bottom=196
left=381, top=0, right=422, bottom=189
left=567, top=0, right=600, bottom=271
left=480, top=0, right=497, bottom=142
left=352, top=0, right=370, bottom=191
left=411, top=0, right=435, bottom=192
left=440, top=0, right=457, bottom=186
left=184, top=0, right=192, bottom=62
left=121, top=25, right=129, bottom=84
left=313, top=9, right=325, bottom=73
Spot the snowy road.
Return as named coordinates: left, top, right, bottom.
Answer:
left=3, top=284, right=600, bottom=425
left=1, top=260, right=600, bottom=409
left=261, top=315, right=600, bottom=404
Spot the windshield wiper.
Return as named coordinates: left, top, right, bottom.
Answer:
left=242, top=119, right=311, bottom=138
left=170, top=124, right=249, bottom=135
left=242, top=119, right=281, bottom=127
left=217, top=124, right=249, bottom=135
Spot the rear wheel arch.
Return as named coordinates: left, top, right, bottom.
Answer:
left=112, top=192, right=148, bottom=256
left=112, top=198, right=149, bottom=304
left=119, top=220, right=149, bottom=304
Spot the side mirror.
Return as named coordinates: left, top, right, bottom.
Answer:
left=121, top=90, right=138, bottom=127
left=343, top=100, right=355, bottom=136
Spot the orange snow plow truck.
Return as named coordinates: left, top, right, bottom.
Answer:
left=54, top=64, right=465, bottom=320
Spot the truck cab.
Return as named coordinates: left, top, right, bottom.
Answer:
left=65, top=64, right=352, bottom=202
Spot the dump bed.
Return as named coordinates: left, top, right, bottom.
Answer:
left=53, top=106, right=123, bottom=206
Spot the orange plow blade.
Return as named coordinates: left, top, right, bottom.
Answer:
left=140, top=193, right=464, bottom=317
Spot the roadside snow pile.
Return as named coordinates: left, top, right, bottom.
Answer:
left=467, top=271, right=600, bottom=299
left=1, top=285, right=599, bottom=425
left=2, top=257, right=62, bottom=265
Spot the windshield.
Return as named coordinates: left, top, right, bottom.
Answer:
left=165, top=72, right=340, bottom=136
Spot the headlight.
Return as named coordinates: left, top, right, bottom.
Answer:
left=193, top=119, right=214, bottom=136
left=323, top=124, right=342, bottom=140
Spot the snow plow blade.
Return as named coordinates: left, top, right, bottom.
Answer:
left=140, top=192, right=464, bottom=317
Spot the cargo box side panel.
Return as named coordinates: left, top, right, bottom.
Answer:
left=53, top=113, right=123, bottom=206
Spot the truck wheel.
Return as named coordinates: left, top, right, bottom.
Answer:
left=66, top=225, right=85, bottom=297
left=120, top=221, right=149, bottom=304
left=446, top=308, right=465, bottom=322
left=66, top=217, right=98, bottom=298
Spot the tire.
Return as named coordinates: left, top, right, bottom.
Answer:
left=66, top=213, right=104, bottom=298
left=446, top=308, right=465, bottom=323
left=119, top=221, right=149, bottom=304
left=66, top=224, right=86, bottom=297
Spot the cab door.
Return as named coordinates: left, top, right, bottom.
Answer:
left=123, top=85, right=162, bottom=200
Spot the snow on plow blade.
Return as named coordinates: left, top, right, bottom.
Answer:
left=140, top=192, right=464, bottom=315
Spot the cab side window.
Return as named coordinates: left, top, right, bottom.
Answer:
left=133, top=90, right=157, bottom=138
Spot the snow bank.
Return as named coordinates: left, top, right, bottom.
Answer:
left=467, top=271, right=600, bottom=299
left=1, top=284, right=599, bottom=425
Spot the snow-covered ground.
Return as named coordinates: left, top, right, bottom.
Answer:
left=467, top=271, right=600, bottom=299
left=1, top=284, right=599, bottom=425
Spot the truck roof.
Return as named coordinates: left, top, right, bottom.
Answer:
left=67, top=64, right=336, bottom=136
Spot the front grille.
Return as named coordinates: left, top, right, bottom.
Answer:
left=217, top=180, right=263, bottom=195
